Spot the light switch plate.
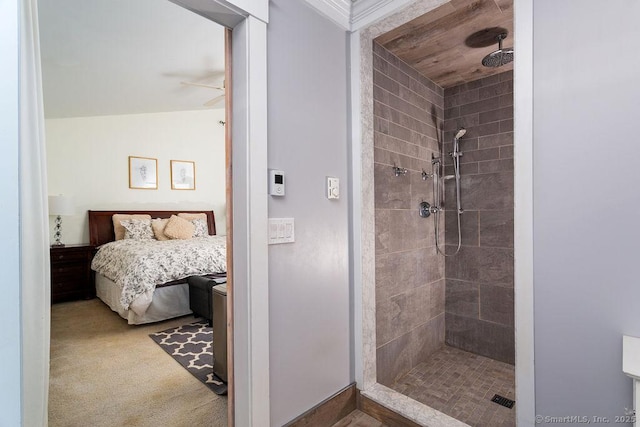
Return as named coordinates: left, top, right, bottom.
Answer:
left=268, top=218, right=295, bottom=244
left=327, top=176, right=339, bottom=200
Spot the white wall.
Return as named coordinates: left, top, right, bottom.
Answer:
left=45, top=108, right=226, bottom=244
left=533, top=0, right=640, bottom=422
left=0, top=0, right=22, bottom=425
left=267, top=0, right=351, bottom=424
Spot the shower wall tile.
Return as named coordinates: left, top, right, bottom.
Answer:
left=478, top=320, right=515, bottom=365
left=443, top=71, right=514, bottom=361
left=445, top=106, right=459, bottom=120
left=479, top=209, right=514, bottom=248
left=479, top=106, right=513, bottom=124
left=374, top=209, right=390, bottom=254
left=444, top=89, right=479, bottom=109
left=417, top=249, right=445, bottom=286
left=376, top=293, right=411, bottom=347
left=459, top=147, right=500, bottom=164
left=500, top=70, right=514, bottom=81
left=410, top=169, right=434, bottom=207
left=447, top=173, right=514, bottom=211
left=374, top=116, right=390, bottom=134
left=411, top=314, right=445, bottom=366
left=374, top=42, right=445, bottom=382
left=445, top=313, right=515, bottom=364
left=374, top=72, right=399, bottom=99
left=377, top=314, right=445, bottom=387
left=374, top=163, right=410, bottom=209
left=479, top=284, right=514, bottom=327
left=445, top=245, right=514, bottom=286
left=500, top=145, right=514, bottom=159
left=444, top=162, right=479, bottom=177
left=479, top=132, right=513, bottom=148
left=387, top=209, right=418, bottom=252
left=445, top=210, right=479, bottom=247
left=443, top=113, right=480, bottom=132
left=429, top=280, right=445, bottom=317
left=459, top=96, right=501, bottom=117
left=376, top=331, right=412, bottom=387
left=375, top=251, right=417, bottom=301
left=445, top=279, right=479, bottom=319
left=477, top=158, right=513, bottom=174
left=500, top=119, right=514, bottom=133
left=376, top=282, right=436, bottom=347
left=499, top=93, right=513, bottom=107
left=478, top=80, right=514, bottom=100
left=374, top=147, right=415, bottom=170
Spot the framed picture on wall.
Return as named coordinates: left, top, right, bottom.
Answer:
left=129, top=156, right=158, bottom=189
left=170, top=160, right=196, bottom=190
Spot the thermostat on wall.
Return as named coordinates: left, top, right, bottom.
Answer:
left=269, top=169, right=285, bottom=196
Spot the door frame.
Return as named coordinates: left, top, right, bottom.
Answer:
left=348, top=0, right=535, bottom=425
left=19, top=1, right=271, bottom=426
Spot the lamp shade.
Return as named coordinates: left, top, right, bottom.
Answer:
left=48, top=195, right=75, bottom=216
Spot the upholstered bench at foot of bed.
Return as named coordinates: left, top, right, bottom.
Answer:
left=187, top=274, right=226, bottom=326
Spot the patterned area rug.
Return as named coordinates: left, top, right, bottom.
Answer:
left=149, top=321, right=227, bottom=395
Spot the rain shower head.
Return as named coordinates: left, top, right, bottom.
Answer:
left=455, top=128, right=467, bottom=139
left=482, top=33, right=514, bottom=67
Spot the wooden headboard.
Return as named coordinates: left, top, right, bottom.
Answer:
left=88, top=210, right=217, bottom=246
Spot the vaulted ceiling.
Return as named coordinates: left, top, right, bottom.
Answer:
left=38, top=0, right=224, bottom=119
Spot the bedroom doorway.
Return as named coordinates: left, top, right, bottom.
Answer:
left=39, top=0, right=236, bottom=425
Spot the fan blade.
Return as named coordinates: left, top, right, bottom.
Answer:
left=204, top=94, right=225, bottom=107
left=180, top=81, right=224, bottom=91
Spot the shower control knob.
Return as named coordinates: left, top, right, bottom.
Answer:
left=419, top=202, right=431, bottom=218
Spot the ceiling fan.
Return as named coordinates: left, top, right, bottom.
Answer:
left=180, top=80, right=225, bottom=107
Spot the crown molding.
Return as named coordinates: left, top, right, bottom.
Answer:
left=302, top=0, right=351, bottom=30
left=302, top=0, right=415, bottom=32
left=350, top=0, right=416, bottom=31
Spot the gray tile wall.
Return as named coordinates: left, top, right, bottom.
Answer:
left=443, top=71, right=515, bottom=364
left=373, top=41, right=446, bottom=386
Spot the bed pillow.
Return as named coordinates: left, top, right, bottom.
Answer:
left=112, top=214, right=152, bottom=240
left=177, top=212, right=207, bottom=221
left=191, top=219, right=209, bottom=237
left=178, top=213, right=210, bottom=237
left=163, top=215, right=195, bottom=240
left=151, top=218, right=170, bottom=241
left=120, top=219, right=155, bottom=240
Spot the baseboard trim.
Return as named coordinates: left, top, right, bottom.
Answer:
left=285, top=383, right=357, bottom=427
left=357, top=390, right=422, bottom=427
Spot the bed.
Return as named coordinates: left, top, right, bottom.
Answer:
left=88, top=210, right=226, bottom=325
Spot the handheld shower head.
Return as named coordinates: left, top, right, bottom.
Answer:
left=455, top=128, right=467, bottom=140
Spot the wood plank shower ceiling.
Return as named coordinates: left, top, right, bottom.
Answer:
left=375, top=0, right=513, bottom=88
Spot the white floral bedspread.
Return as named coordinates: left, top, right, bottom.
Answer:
left=91, top=236, right=226, bottom=315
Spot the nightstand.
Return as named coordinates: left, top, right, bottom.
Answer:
left=50, top=244, right=95, bottom=304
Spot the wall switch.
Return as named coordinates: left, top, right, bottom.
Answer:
left=268, top=218, right=295, bottom=244
left=327, top=176, right=339, bottom=200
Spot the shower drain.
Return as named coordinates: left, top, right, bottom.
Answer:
left=490, top=394, right=515, bottom=409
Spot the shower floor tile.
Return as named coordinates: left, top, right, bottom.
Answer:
left=390, top=345, right=515, bottom=427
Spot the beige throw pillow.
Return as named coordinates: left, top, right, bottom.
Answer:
left=178, top=213, right=210, bottom=237
left=112, top=214, right=152, bottom=241
left=177, top=213, right=207, bottom=221
left=163, top=215, right=195, bottom=240
left=151, top=218, right=170, bottom=241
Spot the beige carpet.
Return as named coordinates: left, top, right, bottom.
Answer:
left=49, top=299, right=227, bottom=427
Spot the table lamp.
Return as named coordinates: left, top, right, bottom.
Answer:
left=48, top=195, right=75, bottom=247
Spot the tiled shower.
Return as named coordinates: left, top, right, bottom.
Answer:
left=373, top=38, right=515, bottom=391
